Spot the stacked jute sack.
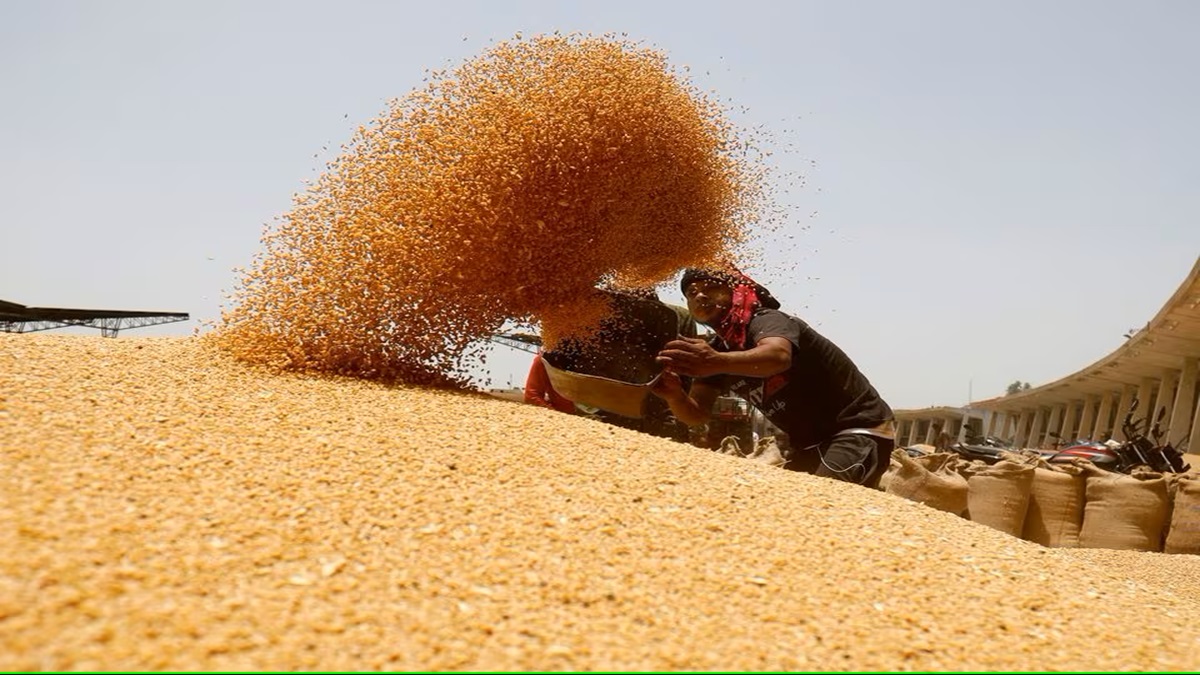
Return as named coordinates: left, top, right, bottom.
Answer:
left=879, top=450, right=1200, bottom=553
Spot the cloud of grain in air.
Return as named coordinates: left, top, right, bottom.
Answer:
left=215, top=33, right=769, bottom=386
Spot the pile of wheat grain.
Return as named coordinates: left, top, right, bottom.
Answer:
left=3, top=334, right=1199, bottom=671
left=215, top=33, right=763, bottom=385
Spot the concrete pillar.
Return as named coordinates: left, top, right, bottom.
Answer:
left=1079, top=395, right=1099, bottom=442
left=963, top=414, right=980, bottom=441
left=923, top=419, right=937, bottom=445
left=1092, top=392, right=1114, bottom=441
left=1115, top=384, right=1137, bottom=442
left=1027, top=407, right=1047, bottom=449
left=942, top=417, right=957, bottom=443
left=985, top=412, right=998, bottom=437
left=1154, top=370, right=1179, bottom=434
left=1045, top=406, right=1063, bottom=446
left=1191, top=395, right=1200, bottom=455
left=1134, top=377, right=1155, bottom=436
left=1170, top=357, right=1198, bottom=447
left=907, top=420, right=920, bottom=446
left=1014, top=410, right=1031, bottom=448
left=1059, top=402, right=1078, bottom=439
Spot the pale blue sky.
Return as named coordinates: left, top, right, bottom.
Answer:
left=3, top=0, right=1198, bottom=408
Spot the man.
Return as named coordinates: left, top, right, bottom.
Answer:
left=650, top=266, right=895, bottom=488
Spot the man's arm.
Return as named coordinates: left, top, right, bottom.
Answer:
left=649, top=372, right=721, bottom=427
left=656, top=336, right=792, bottom=379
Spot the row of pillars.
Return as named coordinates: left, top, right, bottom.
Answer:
left=896, top=415, right=974, bottom=448
left=983, top=356, right=1200, bottom=451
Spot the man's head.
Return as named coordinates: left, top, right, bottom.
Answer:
left=680, top=270, right=735, bottom=325
left=679, top=267, right=779, bottom=326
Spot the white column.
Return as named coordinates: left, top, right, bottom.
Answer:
left=1046, top=406, right=1063, bottom=445
left=1170, top=357, right=1198, bottom=447
left=1154, top=370, right=1179, bottom=432
left=1092, top=391, right=1115, bottom=441
left=992, top=411, right=1006, bottom=438
left=923, top=419, right=936, bottom=445
left=942, top=417, right=957, bottom=443
left=1135, top=377, right=1155, bottom=435
left=907, top=420, right=920, bottom=446
left=985, top=411, right=998, bottom=437
left=1191, top=396, right=1200, bottom=456
left=1014, top=410, right=1031, bottom=448
left=1115, top=384, right=1137, bottom=442
left=1079, top=395, right=1099, bottom=441
left=1059, top=402, right=1078, bottom=439
left=1027, top=407, right=1047, bottom=449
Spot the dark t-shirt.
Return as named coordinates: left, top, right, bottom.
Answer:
left=701, top=309, right=893, bottom=450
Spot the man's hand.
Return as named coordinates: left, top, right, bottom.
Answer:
left=656, top=336, right=724, bottom=378
left=649, top=370, right=686, bottom=400
left=650, top=376, right=720, bottom=428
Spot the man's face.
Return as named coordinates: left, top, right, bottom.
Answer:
left=683, top=278, right=733, bottom=325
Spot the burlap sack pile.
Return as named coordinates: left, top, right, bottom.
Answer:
left=884, top=450, right=1194, bottom=554
left=883, top=450, right=968, bottom=516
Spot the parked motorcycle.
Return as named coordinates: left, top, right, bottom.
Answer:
left=1043, top=436, right=1122, bottom=472
left=900, top=402, right=1189, bottom=475
left=1146, top=406, right=1191, bottom=474
left=949, top=428, right=1014, bottom=464
left=1045, top=400, right=1190, bottom=474
left=1038, top=429, right=1115, bottom=468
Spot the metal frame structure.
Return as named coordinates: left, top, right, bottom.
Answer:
left=0, top=299, right=189, bottom=337
left=488, top=332, right=542, bottom=354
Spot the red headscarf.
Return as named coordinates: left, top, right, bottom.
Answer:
left=681, top=265, right=779, bottom=350
left=718, top=281, right=762, bottom=350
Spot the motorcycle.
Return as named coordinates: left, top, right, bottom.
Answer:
left=900, top=402, right=1190, bottom=475
left=948, top=429, right=1015, bottom=464
left=1145, top=405, right=1191, bottom=474
left=1043, top=435, right=1122, bottom=472
left=1045, top=400, right=1190, bottom=474
left=1039, top=430, right=1118, bottom=470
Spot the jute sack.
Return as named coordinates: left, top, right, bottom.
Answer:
left=967, top=460, right=1034, bottom=537
left=877, top=457, right=902, bottom=492
left=718, top=435, right=744, bottom=457
left=717, top=435, right=786, bottom=467
left=748, top=435, right=787, bottom=467
left=1079, top=464, right=1169, bottom=552
left=1021, top=461, right=1086, bottom=548
left=1164, top=472, right=1200, bottom=554
left=885, top=450, right=968, bottom=516
left=954, top=459, right=990, bottom=480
